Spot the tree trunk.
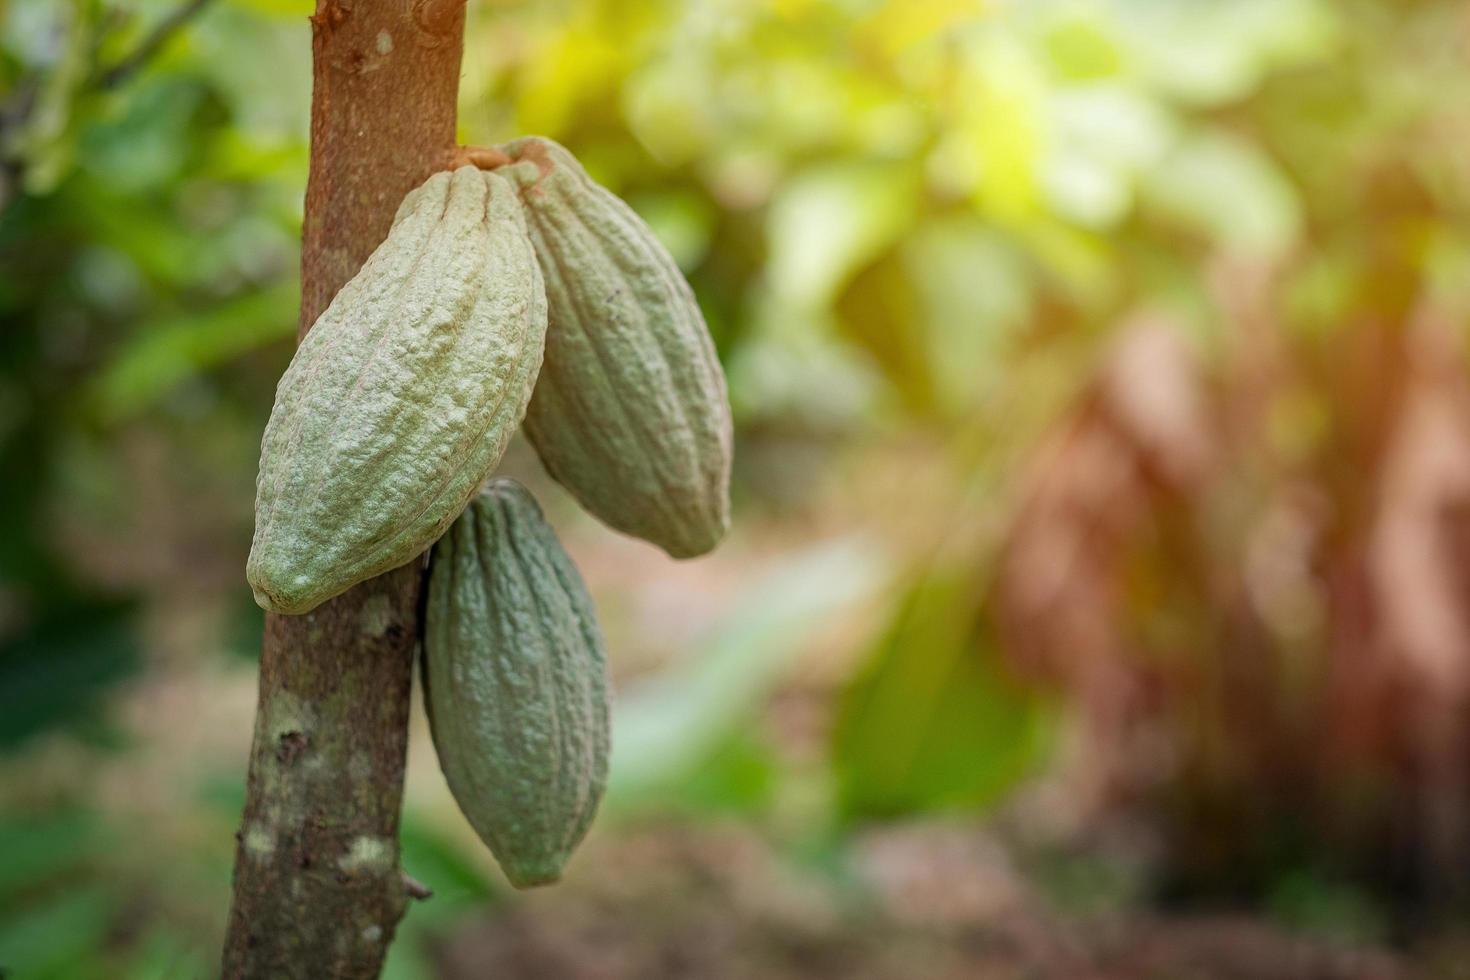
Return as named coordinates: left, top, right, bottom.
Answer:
left=221, top=1, right=466, bottom=976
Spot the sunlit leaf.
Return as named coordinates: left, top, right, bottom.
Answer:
left=1145, top=129, right=1302, bottom=257
left=517, top=16, right=630, bottom=137
left=1115, top=0, right=1337, bottom=107
left=223, top=0, right=314, bottom=21
left=856, top=0, right=986, bottom=60
left=904, top=219, right=1033, bottom=411
left=1050, top=83, right=1177, bottom=173
left=623, top=56, right=717, bottom=166
left=1042, top=83, right=1178, bottom=228
left=14, top=0, right=96, bottom=196
left=1039, top=6, right=1124, bottom=81
left=766, top=161, right=918, bottom=307
left=958, top=27, right=1047, bottom=222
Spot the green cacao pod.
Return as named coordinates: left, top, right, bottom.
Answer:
left=424, top=479, right=610, bottom=888
left=247, top=165, right=547, bottom=615
left=497, top=136, right=733, bottom=559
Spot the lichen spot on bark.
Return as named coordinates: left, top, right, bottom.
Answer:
left=340, top=836, right=395, bottom=875
left=258, top=689, right=318, bottom=804
left=265, top=689, right=315, bottom=747
left=243, top=824, right=276, bottom=860
left=349, top=751, right=373, bottom=781
left=360, top=593, right=393, bottom=638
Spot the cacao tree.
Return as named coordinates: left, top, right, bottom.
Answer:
left=220, top=3, right=730, bottom=976
left=219, top=1, right=472, bottom=974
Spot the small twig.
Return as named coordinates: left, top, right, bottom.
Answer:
left=2, top=0, right=214, bottom=202
left=95, top=0, right=216, bottom=90
left=0, top=79, right=39, bottom=141
left=401, top=873, right=433, bottom=901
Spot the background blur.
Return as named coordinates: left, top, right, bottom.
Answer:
left=4, top=0, right=1470, bottom=976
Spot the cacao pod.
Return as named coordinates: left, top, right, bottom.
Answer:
left=247, top=166, right=547, bottom=615
left=424, top=479, right=610, bottom=888
left=497, top=136, right=733, bottom=559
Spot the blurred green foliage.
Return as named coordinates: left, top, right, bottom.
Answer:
left=833, top=572, right=1051, bottom=819
left=3, top=0, right=1470, bottom=974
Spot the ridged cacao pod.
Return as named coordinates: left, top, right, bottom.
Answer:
left=424, top=479, right=610, bottom=888
left=247, top=166, right=547, bottom=615
left=497, top=136, right=733, bottom=559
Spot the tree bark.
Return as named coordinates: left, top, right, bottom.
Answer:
left=221, top=1, right=466, bottom=976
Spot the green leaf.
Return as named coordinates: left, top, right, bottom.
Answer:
left=0, top=810, right=97, bottom=901
left=625, top=189, right=716, bottom=272
left=1040, top=7, right=1124, bottom=81
left=14, top=0, right=97, bottom=196
left=397, top=812, right=496, bottom=917
left=0, top=886, right=116, bottom=978
left=382, top=814, right=501, bottom=980
left=833, top=250, right=935, bottom=415
left=89, top=281, right=298, bottom=422
left=124, top=928, right=210, bottom=980
left=833, top=573, right=1051, bottom=820
left=836, top=220, right=1039, bottom=418
left=379, top=942, right=438, bottom=980
left=607, top=537, right=884, bottom=811
left=0, top=601, right=142, bottom=746
left=1266, top=869, right=1389, bottom=945
left=905, top=219, right=1034, bottom=411
left=621, top=729, right=777, bottom=817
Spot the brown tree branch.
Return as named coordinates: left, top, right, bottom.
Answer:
left=95, top=0, right=216, bottom=90
left=402, top=873, right=434, bottom=901
left=220, top=0, right=467, bottom=976
left=1, top=0, right=215, bottom=200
